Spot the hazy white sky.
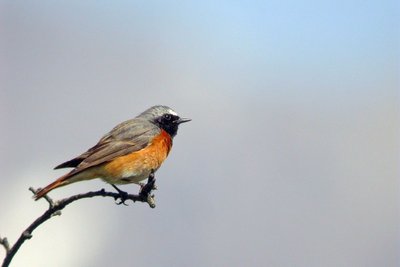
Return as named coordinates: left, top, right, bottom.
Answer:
left=1, top=1, right=399, bottom=267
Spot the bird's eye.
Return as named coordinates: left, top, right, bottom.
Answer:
left=163, top=114, right=172, bottom=121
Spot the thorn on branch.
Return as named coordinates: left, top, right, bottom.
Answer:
left=51, top=211, right=62, bottom=217
left=22, top=231, right=32, bottom=240
left=28, top=187, right=36, bottom=195
left=0, top=236, right=10, bottom=254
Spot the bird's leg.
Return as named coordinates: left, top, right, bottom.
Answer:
left=138, top=170, right=157, bottom=208
left=111, top=184, right=129, bottom=206
left=139, top=170, right=157, bottom=197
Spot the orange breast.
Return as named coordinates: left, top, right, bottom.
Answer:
left=101, top=130, right=172, bottom=182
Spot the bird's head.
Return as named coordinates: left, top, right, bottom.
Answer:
left=138, top=105, right=191, bottom=137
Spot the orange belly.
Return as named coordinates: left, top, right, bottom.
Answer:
left=100, top=130, right=172, bottom=184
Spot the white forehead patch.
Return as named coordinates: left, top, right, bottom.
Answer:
left=168, top=109, right=178, bottom=116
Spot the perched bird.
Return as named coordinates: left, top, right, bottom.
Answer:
left=34, top=105, right=190, bottom=200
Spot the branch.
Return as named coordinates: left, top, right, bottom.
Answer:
left=1, top=175, right=157, bottom=267
left=0, top=237, right=10, bottom=254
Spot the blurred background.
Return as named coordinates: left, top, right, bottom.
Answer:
left=0, top=1, right=399, bottom=266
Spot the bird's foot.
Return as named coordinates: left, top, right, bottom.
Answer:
left=138, top=182, right=157, bottom=191
left=111, top=184, right=130, bottom=206
left=137, top=171, right=157, bottom=208
left=140, top=171, right=157, bottom=195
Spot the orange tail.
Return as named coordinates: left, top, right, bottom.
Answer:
left=34, top=173, right=70, bottom=200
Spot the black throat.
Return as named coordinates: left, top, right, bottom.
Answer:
left=154, top=120, right=178, bottom=138
left=160, top=123, right=178, bottom=138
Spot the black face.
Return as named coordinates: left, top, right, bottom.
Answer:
left=155, top=113, right=181, bottom=137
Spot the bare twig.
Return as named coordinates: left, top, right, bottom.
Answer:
left=1, top=174, right=156, bottom=267
left=0, top=237, right=10, bottom=254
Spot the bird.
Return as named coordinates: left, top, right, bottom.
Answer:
left=34, top=105, right=190, bottom=200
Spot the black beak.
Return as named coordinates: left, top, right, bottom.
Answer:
left=176, top=117, right=191, bottom=124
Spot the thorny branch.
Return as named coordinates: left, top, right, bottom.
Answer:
left=0, top=238, right=9, bottom=254
left=0, top=174, right=157, bottom=267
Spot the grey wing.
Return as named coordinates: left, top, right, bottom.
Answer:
left=54, top=118, right=160, bottom=171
